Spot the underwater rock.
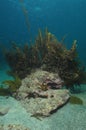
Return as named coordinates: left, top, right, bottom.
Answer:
left=21, top=89, right=69, bottom=117
left=15, top=69, right=70, bottom=117
left=0, top=124, right=30, bottom=130
left=0, top=106, right=10, bottom=116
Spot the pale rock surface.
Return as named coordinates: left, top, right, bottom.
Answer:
left=15, top=69, right=70, bottom=117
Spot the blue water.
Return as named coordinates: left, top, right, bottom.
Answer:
left=0, top=0, right=86, bottom=64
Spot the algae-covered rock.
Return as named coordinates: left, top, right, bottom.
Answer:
left=16, top=69, right=70, bottom=117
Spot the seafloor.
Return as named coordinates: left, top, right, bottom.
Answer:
left=0, top=66, right=86, bottom=130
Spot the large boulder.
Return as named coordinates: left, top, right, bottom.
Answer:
left=15, top=69, right=70, bottom=117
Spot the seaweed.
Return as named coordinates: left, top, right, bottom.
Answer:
left=4, top=42, right=31, bottom=78
left=0, top=87, right=12, bottom=96
left=0, top=70, right=21, bottom=96
left=4, top=29, right=86, bottom=89
left=42, top=39, right=86, bottom=88
left=2, top=75, right=21, bottom=94
left=69, top=96, right=83, bottom=105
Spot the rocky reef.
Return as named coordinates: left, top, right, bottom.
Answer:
left=13, top=69, right=70, bottom=118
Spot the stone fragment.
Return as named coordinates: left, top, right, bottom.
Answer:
left=0, top=106, right=10, bottom=116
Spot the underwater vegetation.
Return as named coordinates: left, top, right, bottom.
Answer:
left=0, top=73, right=21, bottom=96
left=4, top=29, right=86, bottom=89
left=0, top=87, right=12, bottom=96
left=19, top=0, right=30, bottom=32
left=4, top=42, right=32, bottom=78
left=69, top=96, right=83, bottom=105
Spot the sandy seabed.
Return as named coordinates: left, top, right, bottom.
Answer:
left=0, top=66, right=86, bottom=130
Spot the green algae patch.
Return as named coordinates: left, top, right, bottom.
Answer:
left=69, top=96, right=83, bottom=105
left=0, top=87, right=11, bottom=96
